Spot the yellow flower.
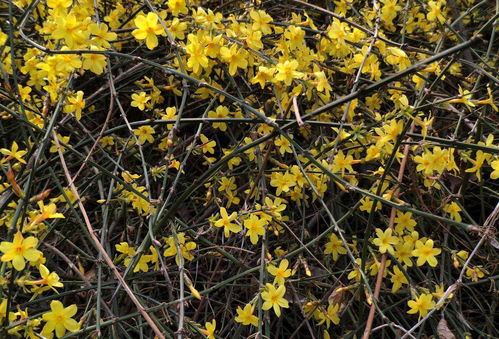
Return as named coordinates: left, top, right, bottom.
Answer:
left=131, top=92, right=151, bottom=111
left=116, top=242, right=136, bottom=258
left=89, top=23, right=117, bottom=49
left=490, top=159, right=499, bottom=179
left=47, top=0, right=72, bottom=15
left=380, top=0, right=402, bottom=31
left=132, top=13, right=164, bottom=50
left=64, top=90, right=85, bottom=120
left=199, top=134, right=216, bottom=154
left=332, top=151, right=359, bottom=176
left=218, top=176, right=236, bottom=193
left=251, top=66, right=275, bottom=89
left=385, top=47, right=411, bottom=71
left=214, top=207, right=241, bottom=237
left=270, top=171, right=296, bottom=196
left=372, top=228, right=398, bottom=254
left=250, top=10, right=273, bottom=35
left=274, top=135, right=293, bottom=155
left=167, top=0, right=188, bottom=16
left=0, top=231, right=43, bottom=271
left=465, top=150, right=487, bottom=181
left=465, top=266, right=487, bottom=282
left=443, top=202, right=462, bottom=222
left=267, top=259, right=292, bottom=285
left=313, top=71, right=332, bottom=92
left=324, top=233, right=347, bottom=261
left=243, top=28, right=263, bottom=50
left=207, top=105, right=230, bottom=131
left=41, top=300, right=80, bottom=338
left=163, top=233, right=197, bottom=265
left=284, top=25, right=305, bottom=50
left=446, top=86, right=475, bottom=109
left=316, top=303, right=340, bottom=328
left=274, top=59, right=303, bottom=86
left=393, top=242, right=414, bottom=267
left=26, top=264, right=64, bottom=294
left=169, top=18, right=187, bottom=40
left=82, top=45, right=107, bottom=75
left=256, top=196, right=287, bottom=222
left=235, top=303, right=258, bottom=326
left=389, top=266, right=408, bottom=293
left=99, top=136, right=114, bottom=148
left=18, top=84, right=32, bottom=101
left=369, top=259, right=391, bottom=277
left=201, top=319, right=216, bottom=339
left=220, top=44, right=248, bottom=76
left=0, top=141, right=27, bottom=164
left=474, top=86, right=498, bottom=111
left=394, top=211, right=417, bottom=233
left=261, top=283, right=289, bottom=316
left=49, top=133, right=70, bottom=153
left=432, top=284, right=453, bottom=304
left=427, top=0, right=446, bottom=24
left=267, top=259, right=291, bottom=285
left=243, top=214, right=267, bottom=245
left=27, top=200, right=64, bottom=229
left=0, top=298, right=10, bottom=323
left=133, top=125, right=155, bottom=145
left=412, top=239, right=441, bottom=267
left=186, top=34, right=209, bottom=74
left=407, top=293, right=435, bottom=319
left=51, top=14, right=88, bottom=48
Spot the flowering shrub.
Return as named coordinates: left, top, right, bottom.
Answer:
left=0, top=0, right=498, bottom=338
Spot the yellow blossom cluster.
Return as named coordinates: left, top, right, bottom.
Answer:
left=0, top=0, right=497, bottom=337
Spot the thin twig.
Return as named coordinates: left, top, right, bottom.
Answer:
left=51, top=129, right=165, bottom=339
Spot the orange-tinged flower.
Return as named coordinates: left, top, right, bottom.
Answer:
left=200, top=319, right=216, bottom=339
left=0, top=141, right=27, bottom=164
left=29, top=201, right=65, bottom=228
left=26, top=264, right=64, bottom=294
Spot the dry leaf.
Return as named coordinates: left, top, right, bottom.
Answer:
left=438, top=317, right=456, bottom=339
